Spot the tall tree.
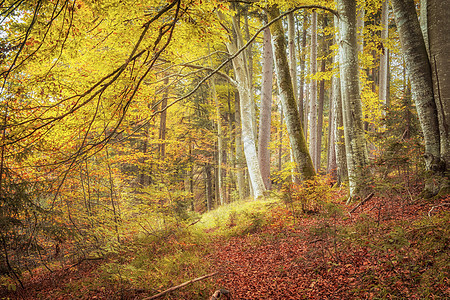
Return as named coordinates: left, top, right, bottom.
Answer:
left=267, top=5, right=315, bottom=181
left=336, top=0, right=369, bottom=196
left=219, top=11, right=266, bottom=198
left=379, top=0, right=390, bottom=108
left=427, top=0, right=450, bottom=186
left=309, top=11, right=318, bottom=171
left=391, top=0, right=443, bottom=197
left=258, top=26, right=274, bottom=190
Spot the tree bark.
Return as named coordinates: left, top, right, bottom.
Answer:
left=427, top=0, right=450, bottom=178
left=316, top=58, right=326, bottom=172
left=299, top=13, right=308, bottom=140
left=336, top=0, right=369, bottom=196
left=309, top=11, right=318, bottom=171
left=268, top=5, right=315, bottom=181
left=234, top=93, right=246, bottom=200
left=332, top=17, right=348, bottom=185
left=258, top=26, right=274, bottom=190
left=379, top=0, right=390, bottom=108
left=391, top=0, right=441, bottom=172
left=220, top=13, right=266, bottom=199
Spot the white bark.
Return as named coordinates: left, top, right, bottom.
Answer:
left=258, top=27, right=273, bottom=190
left=336, top=0, right=369, bottom=196
left=309, top=11, right=318, bottom=171
left=379, top=0, right=390, bottom=107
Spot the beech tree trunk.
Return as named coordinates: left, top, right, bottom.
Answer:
left=299, top=13, right=308, bottom=139
left=391, top=0, right=441, bottom=175
left=234, top=93, right=246, bottom=200
left=309, top=11, right=318, bottom=171
left=267, top=5, right=315, bottom=181
left=336, top=0, right=369, bottom=196
left=379, top=0, right=390, bottom=108
left=332, top=16, right=348, bottom=185
left=427, top=0, right=450, bottom=179
left=220, top=13, right=266, bottom=199
left=258, top=26, right=274, bottom=190
left=316, top=58, right=326, bottom=172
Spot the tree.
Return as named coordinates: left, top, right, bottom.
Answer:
left=267, top=5, right=315, bottom=181
left=309, top=11, right=318, bottom=171
left=391, top=0, right=444, bottom=197
left=218, top=11, right=266, bottom=199
left=258, top=26, right=274, bottom=190
left=336, top=0, right=369, bottom=196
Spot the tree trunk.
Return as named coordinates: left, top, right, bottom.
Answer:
left=316, top=58, right=326, bottom=172
left=427, top=0, right=450, bottom=180
left=220, top=13, right=266, bottom=199
left=391, top=0, right=441, bottom=177
left=379, top=0, right=390, bottom=108
left=258, top=27, right=274, bottom=190
left=332, top=15, right=348, bottom=185
left=205, top=164, right=213, bottom=212
left=159, top=77, right=169, bottom=158
left=234, top=92, right=246, bottom=200
left=336, top=0, right=369, bottom=196
left=267, top=5, right=315, bottom=181
left=309, top=11, right=318, bottom=171
left=299, top=13, right=308, bottom=139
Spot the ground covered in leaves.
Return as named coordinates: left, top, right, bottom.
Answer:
left=1, top=192, right=449, bottom=299
left=210, top=195, right=450, bottom=299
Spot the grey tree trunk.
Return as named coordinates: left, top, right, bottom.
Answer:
left=309, top=11, right=318, bottom=171
left=333, top=16, right=348, bottom=185
left=391, top=0, right=441, bottom=173
left=427, top=0, right=450, bottom=179
left=299, top=13, right=308, bottom=139
left=258, top=26, right=274, bottom=190
left=211, top=79, right=224, bottom=205
left=379, top=0, right=390, bottom=108
left=288, top=13, right=298, bottom=102
left=221, top=14, right=266, bottom=199
left=336, top=0, right=369, bottom=196
left=316, top=58, right=326, bottom=172
left=267, top=5, right=316, bottom=181
left=234, top=92, right=246, bottom=200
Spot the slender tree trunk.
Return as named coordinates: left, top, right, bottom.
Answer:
left=159, top=77, right=169, bottom=158
left=208, top=45, right=224, bottom=206
left=205, top=164, right=213, bottom=211
left=234, top=93, right=246, bottom=200
left=379, top=0, right=390, bottom=108
left=288, top=13, right=298, bottom=102
left=298, top=13, right=308, bottom=139
left=300, top=14, right=309, bottom=141
left=309, top=11, right=318, bottom=171
left=336, top=0, right=369, bottom=196
left=268, top=5, right=315, bottom=181
left=258, top=27, right=274, bottom=190
left=316, top=59, right=326, bottom=172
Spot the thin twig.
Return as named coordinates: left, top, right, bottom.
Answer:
left=142, top=272, right=218, bottom=300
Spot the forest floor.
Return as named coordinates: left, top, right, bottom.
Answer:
left=1, top=189, right=450, bottom=299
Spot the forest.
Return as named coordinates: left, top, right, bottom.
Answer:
left=0, top=0, right=449, bottom=299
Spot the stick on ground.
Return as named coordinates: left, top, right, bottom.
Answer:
left=143, top=272, right=218, bottom=300
left=349, top=192, right=375, bottom=213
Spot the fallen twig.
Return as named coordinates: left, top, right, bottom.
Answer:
left=143, top=272, right=218, bottom=300
left=349, top=192, right=375, bottom=213
left=428, top=203, right=450, bottom=217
